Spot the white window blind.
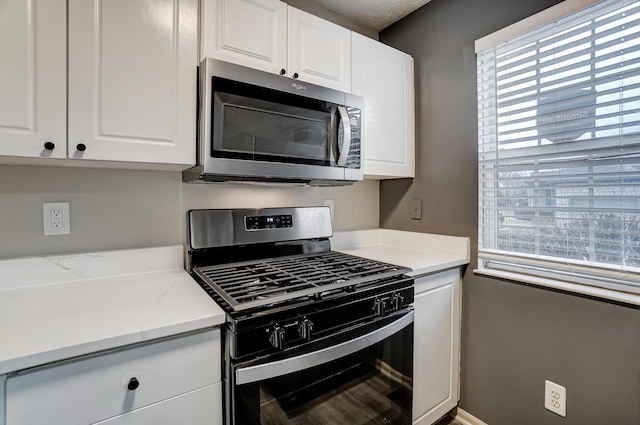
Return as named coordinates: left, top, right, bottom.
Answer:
left=477, top=0, right=640, bottom=294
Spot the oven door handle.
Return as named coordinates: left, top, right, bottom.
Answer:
left=235, top=310, right=414, bottom=386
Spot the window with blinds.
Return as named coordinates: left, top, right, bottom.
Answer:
left=477, top=0, right=640, bottom=294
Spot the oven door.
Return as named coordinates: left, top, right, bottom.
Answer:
left=228, top=310, right=414, bottom=425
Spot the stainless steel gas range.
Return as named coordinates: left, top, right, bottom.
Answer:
left=187, top=207, right=414, bottom=425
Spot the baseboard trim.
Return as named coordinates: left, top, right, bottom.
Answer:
left=452, top=407, right=489, bottom=425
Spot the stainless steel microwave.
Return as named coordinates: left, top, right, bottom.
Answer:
left=183, top=58, right=364, bottom=185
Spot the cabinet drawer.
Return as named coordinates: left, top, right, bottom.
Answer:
left=6, top=329, right=220, bottom=425
left=93, top=382, right=222, bottom=425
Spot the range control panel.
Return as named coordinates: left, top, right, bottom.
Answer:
left=245, top=214, right=293, bottom=231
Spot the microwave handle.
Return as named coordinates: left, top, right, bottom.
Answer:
left=336, top=106, right=352, bottom=166
left=234, top=310, right=414, bottom=385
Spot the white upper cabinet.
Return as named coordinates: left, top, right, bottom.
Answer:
left=352, top=32, right=415, bottom=179
left=68, top=0, right=197, bottom=165
left=200, top=0, right=287, bottom=74
left=0, top=0, right=66, bottom=159
left=0, top=0, right=197, bottom=167
left=287, top=7, right=351, bottom=92
left=201, top=0, right=351, bottom=92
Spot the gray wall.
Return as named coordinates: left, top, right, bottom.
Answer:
left=0, top=164, right=379, bottom=259
left=379, top=0, right=640, bottom=424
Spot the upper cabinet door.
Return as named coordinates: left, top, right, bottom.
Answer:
left=0, top=0, right=66, bottom=159
left=352, top=33, right=415, bottom=179
left=67, top=0, right=197, bottom=165
left=287, top=7, right=351, bottom=92
left=200, top=0, right=287, bottom=74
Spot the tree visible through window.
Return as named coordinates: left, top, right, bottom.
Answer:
left=477, top=0, right=640, bottom=293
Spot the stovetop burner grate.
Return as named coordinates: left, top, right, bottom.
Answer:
left=193, top=251, right=410, bottom=312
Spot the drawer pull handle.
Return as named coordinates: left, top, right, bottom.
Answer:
left=127, top=377, right=140, bottom=391
left=44, top=141, right=55, bottom=151
left=76, top=143, right=87, bottom=152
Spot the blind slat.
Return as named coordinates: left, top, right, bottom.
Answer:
left=495, top=12, right=640, bottom=75
left=477, top=0, right=640, bottom=294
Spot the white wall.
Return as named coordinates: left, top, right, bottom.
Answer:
left=0, top=164, right=379, bottom=259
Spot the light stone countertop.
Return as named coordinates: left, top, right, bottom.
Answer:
left=0, top=230, right=469, bottom=376
left=0, top=246, right=225, bottom=375
left=332, top=229, right=470, bottom=276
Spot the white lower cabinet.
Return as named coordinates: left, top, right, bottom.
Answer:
left=413, top=268, right=461, bottom=425
left=5, top=329, right=221, bottom=425
left=93, top=383, right=222, bottom=425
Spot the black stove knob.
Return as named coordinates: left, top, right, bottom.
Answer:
left=392, top=293, right=404, bottom=310
left=298, top=318, right=314, bottom=341
left=269, top=325, right=286, bottom=350
left=373, top=298, right=387, bottom=317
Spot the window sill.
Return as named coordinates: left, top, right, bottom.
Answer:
left=474, top=268, right=640, bottom=307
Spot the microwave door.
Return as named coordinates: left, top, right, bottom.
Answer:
left=213, top=92, right=335, bottom=165
left=336, top=106, right=352, bottom=166
left=206, top=91, right=346, bottom=182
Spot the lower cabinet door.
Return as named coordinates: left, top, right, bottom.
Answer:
left=93, top=383, right=222, bottom=425
left=5, top=330, right=220, bottom=425
left=413, top=269, right=461, bottom=425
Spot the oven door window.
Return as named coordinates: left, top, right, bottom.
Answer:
left=211, top=77, right=343, bottom=166
left=232, top=320, right=413, bottom=425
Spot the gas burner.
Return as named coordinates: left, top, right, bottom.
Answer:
left=193, top=250, right=409, bottom=312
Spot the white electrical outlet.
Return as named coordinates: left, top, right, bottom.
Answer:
left=545, top=380, right=566, bottom=417
left=43, top=202, right=70, bottom=235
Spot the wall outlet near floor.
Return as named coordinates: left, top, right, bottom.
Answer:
left=545, top=380, right=566, bottom=417
left=43, top=202, right=70, bottom=235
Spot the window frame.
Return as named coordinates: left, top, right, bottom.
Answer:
left=474, top=0, right=640, bottom=305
